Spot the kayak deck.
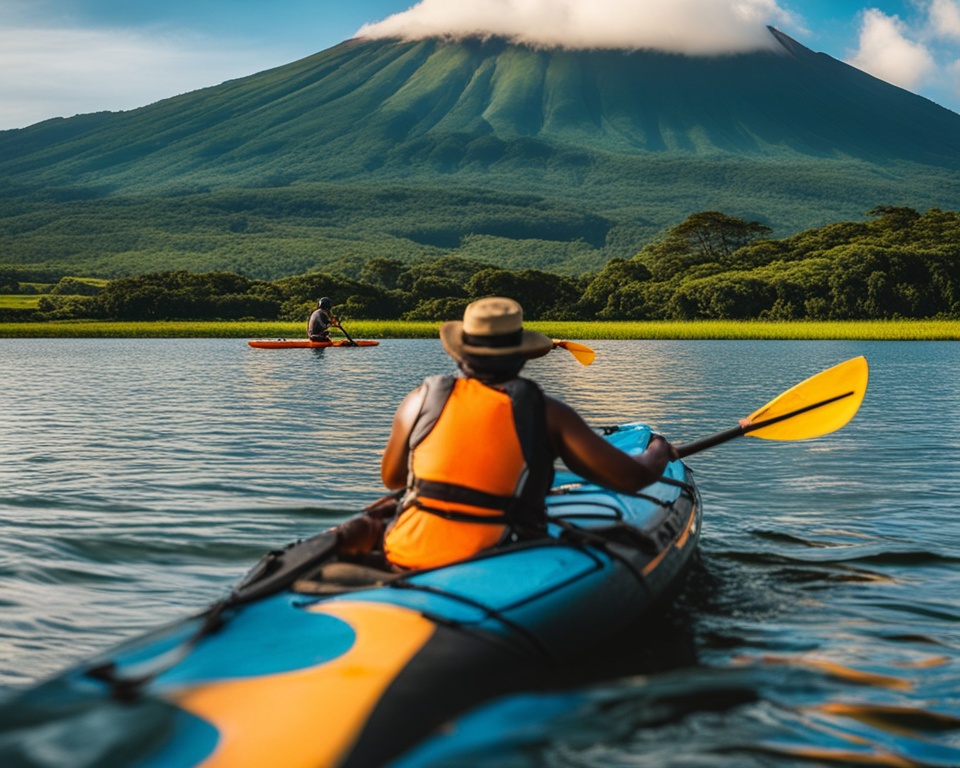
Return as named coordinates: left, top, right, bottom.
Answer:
left=248, top=339, right=379, bottom=348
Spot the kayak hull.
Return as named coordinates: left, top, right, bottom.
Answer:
left=248, top=339, right=379, bottom=348
left=0, top=423, right=700, bottom=768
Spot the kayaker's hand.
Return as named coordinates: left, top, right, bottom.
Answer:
left=337, top=515, right=384, bottom=557
left=364, top=491, right=402, bottom=519
left=648, top=434, right=679, bottom=462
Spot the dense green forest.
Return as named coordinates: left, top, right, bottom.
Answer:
left=0, top=182, right=619, bottom=278
left=4, top=207, right=959, bottom=322
left=3, top=157, right=958, bottom=282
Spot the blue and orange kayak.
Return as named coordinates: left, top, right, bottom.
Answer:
left=0, top=423, right=700, bottom=767
left=248, top=339, right=379, bottom=348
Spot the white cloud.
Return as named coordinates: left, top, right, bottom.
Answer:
left=0, top=26, right=279, bottom=131
left=357, top=0, right=796, bottom=54
left=928, top=0, right=960, bottom=39
left=848, top=9, right=935, bottom=90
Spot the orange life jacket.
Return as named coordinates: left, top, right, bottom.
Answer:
left=383, top=375, right=553, bottom=570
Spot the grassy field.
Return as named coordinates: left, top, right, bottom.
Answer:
left=2, top=319, right=959, bottom=340
left=0, top=295, right=46, bottom=310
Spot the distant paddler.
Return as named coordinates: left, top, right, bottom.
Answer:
left=307, top=297, right=337, bottom=342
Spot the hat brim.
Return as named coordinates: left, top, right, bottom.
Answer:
left=440, top=321, right=554, bottom=361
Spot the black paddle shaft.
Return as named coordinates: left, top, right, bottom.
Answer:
left=335, top=323, right=358, bottom=346
left=676, top=425, right=744, bottom=458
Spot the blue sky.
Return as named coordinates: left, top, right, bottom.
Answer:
left=2, top=0, right=960, bottom=130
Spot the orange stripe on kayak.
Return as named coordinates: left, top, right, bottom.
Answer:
left=169, top=601, right=435, bottom=768
left=764, top=746, right=913, bottom=767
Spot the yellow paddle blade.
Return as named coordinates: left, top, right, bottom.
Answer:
left=552, top=340, right=596, bottom=366
left=743, top=356, right=869, bottom=441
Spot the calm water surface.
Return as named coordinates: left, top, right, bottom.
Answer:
left=1, top=338, right=958, bottom=766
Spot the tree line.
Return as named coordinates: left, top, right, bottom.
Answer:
left=9, top=206, right=960, bottom=322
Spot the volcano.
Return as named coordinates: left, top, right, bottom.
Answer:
left=2, top=28, right=960, bottom=277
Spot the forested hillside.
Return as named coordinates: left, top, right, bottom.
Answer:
left=7, top=207, right=958, bottom=322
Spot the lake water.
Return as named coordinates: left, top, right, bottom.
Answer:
left=1, top=338, right=959, bottom=766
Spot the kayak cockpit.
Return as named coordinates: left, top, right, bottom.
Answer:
left=294, top=562, right=404, bottom=594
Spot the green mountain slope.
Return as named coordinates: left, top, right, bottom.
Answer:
left=2, top=29, right=960, bottom=278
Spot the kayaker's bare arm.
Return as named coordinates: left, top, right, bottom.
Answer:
left=381, top=386, right=427, bottom=489
left=545, top=395, right=675, bottom=494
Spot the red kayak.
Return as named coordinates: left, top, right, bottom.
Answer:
left=248, top=339, right=379, bottom=349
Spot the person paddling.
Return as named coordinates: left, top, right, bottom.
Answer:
left=307, top=297, right=337, bottom=342
left=372, top=296, right=678, bottom=570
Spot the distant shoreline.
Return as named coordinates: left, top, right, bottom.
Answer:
left=2, top=320, right=959, bottom=340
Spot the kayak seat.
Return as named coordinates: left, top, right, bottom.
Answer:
left=293, top=562, right=403, bottom=594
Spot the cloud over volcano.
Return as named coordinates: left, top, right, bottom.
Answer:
left=357, top=0, right=796, bottom=54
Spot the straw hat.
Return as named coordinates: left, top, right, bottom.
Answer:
left=440, top=297, right=553, bottom=360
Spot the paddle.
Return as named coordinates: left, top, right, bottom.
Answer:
left=553, top=340, right=596, bottom=366
left=333, top=321, right=358, bottom=346
left=675, top=356, right=869, bottom=459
